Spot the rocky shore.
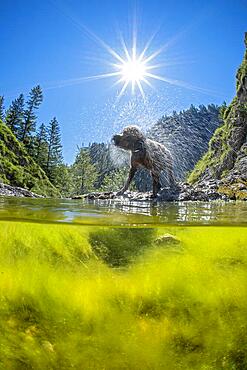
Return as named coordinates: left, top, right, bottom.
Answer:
left=73, top=179, right=247, bottom=202
left=1, top=178, right=246, bottom=202
left=0, top=183, right=43, bottom=198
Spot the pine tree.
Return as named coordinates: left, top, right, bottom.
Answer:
left=0, top=96, right=4, bottom=121
left=89, top=142, right=115, bottom=187
left=99, top=168, right=132, bottom=192
left=5, top=94, right=25, bottom=137
left=52, top=164, right=73, bottom=196
left=71, top=148, right=98, bottom=195
left=46, top=117, right=63, bottom=182
left=35, top=123, right=48, bottom=170
left=20, top=85, right=43, bottom=145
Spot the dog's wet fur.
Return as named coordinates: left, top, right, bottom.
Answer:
left=112, top=125, right=176, bottom=197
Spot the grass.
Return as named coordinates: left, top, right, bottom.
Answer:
left=0, top=221, right=246, bottom=369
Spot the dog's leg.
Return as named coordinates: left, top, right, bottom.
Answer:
left=151, top=173, right=160, bottom=198
left=116, top=166, right=137, bottom=196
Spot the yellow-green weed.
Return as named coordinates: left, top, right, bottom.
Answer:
left=0, top=222, right=246, bottom=369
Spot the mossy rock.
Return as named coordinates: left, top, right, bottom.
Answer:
left=188, top=33, right=247, bottom=185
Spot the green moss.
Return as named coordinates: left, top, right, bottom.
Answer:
left=0, top=121, right=59, bottom=197
left=236, top=34, right=247, bottom=91
left=218, top=180, right=247, bottom=200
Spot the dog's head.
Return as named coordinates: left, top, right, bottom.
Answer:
left=112, top=125, right=145, bottom=151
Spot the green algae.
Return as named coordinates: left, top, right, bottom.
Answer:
left=0, top=221, right=246, bottom=369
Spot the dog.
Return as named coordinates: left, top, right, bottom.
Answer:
left=112, top=125, right=176, bottom=197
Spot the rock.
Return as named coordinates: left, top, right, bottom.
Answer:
left=0, top=183, right=43, bottom=198
left=79, top=178, right=247, bottom=203
left=42, top=340, right=55, bottom=353
left=154, top=234, right=181, bottom=245
left=188, top=33, right=247, bottom=188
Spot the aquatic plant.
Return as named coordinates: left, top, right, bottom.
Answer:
left=0, top=222, right=246, bottom=369
left=89, top=227, right=156, bottom=266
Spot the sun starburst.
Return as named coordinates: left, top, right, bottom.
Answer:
left=45, top=17, right=217, bottom=99
left=76, top=26, right=209, bottom=99
left=64, top=23, right=178, bottom=99
left=106, top=34, right=167, bottom=99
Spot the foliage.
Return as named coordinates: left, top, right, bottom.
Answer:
left=0, top=121, right=59, bottom=197
left=0, top=95, right=4, bottom=121
left=5, top=94, right=25, bottom=138
left=188, top=34, right=247, bottom=184
left=46, top=117, right=63, bottom=182
left=99, top=167, right=135, bottom=192
left=89, top=142, right=115, bottom=188
left=236, top=32, right=247, bottom=91
left=52, top=163, right=74, bottom=197
left=19, top=85, right=43, bottom=148
left=70, top=147, right=99, bottom=195
left=0, top=86, right=69, bottom=196
left=0, top=221, right=246, bottom=369
left=34, top=123, right=49, bottom=171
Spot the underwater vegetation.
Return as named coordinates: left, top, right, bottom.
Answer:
left=0, top=221, right=246, bottom=369
left=89, top=228, right=156, bottom=266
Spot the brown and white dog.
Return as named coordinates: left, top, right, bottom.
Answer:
left=112, top=125, right=176, bottom=197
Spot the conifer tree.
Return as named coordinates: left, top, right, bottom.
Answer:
left=53, top=164, right=73, bottom=196
left=46, top=117, right=63, bottom=182
left=0, top=96, right=4, bottom=121
left=5, top=94, right=25, bottom=137
left=71, top=148, right=98, bottom=194
left=35, top=123, right=48, bottom=170
left=20, top=85, right=43, bottom=145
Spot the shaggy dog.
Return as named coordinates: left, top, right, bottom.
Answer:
left=112, top=125, right=176, bottom=197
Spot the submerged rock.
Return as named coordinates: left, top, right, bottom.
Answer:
left=154, top=234, right=181, bottom=245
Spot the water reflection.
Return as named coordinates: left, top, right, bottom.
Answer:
left=0, top=196, right=246, bottom=226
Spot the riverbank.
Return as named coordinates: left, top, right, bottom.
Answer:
left=0, top=183, right=43, bottom=198
left=77, top=180, right=247, bottom=202
left=1, top=178, right=246, bottom=202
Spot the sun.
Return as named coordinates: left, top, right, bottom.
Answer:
left=51, top=22, right=209, bottom=98
left=115, top=56, right=149, bottom=95
left=120, top=59, right=147, bottom=83
left=71, top=24, right=171, bottom=98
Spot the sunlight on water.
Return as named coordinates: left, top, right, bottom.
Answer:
left=0, top=197, right=247, bottom=226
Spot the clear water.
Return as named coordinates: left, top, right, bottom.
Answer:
left=1, top=196, right=247, bottom=225
left=0, top=196, right=246, bottom=369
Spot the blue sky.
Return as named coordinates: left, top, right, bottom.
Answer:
left=1, top=0, right=247, bottom=163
